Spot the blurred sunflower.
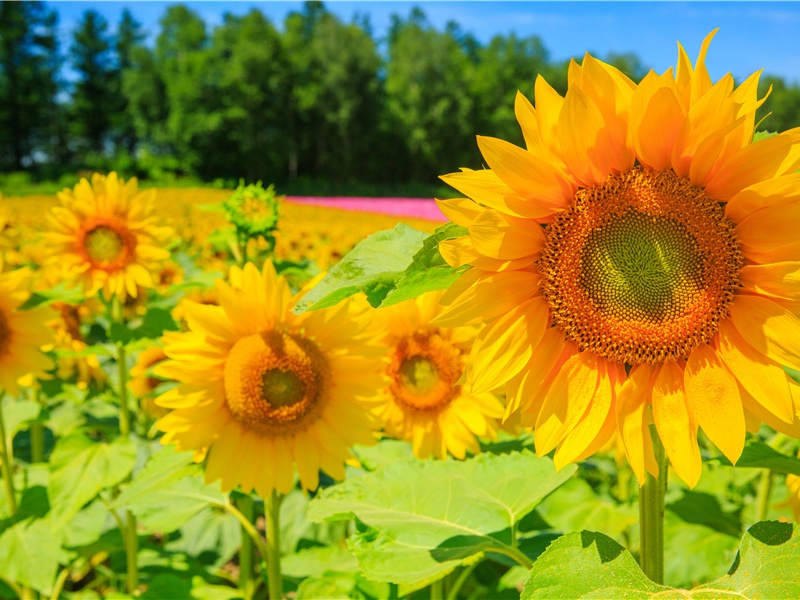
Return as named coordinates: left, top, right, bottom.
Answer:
left=437, top=30, right=800, bottom=487
left=44, top=172, right=173, bottom=301
left=371, top=291, right=504, bottom=459
left=0, top=269, right=54, bottom=396
left=154, top=261, right=382, bottom=495
left=48, top=301, right=106, bottom=390
left=129, top=345, right=169, bottom=419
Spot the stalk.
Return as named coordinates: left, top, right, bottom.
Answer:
left=266, top=490, right=284, bottom=600
left=111, top=299, right=138, bottom=594
left=236, top=494, right=256, bottom=599
left=755, top=469, right=774, bottom=522
left=638, top=425, right=668, bottom=584
left=0, top=393, right=17, bottom=516
left=29, top=388, right=44, bottom=463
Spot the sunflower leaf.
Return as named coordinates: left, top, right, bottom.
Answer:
left=520, top=521, right=800, bottom=598
left=711, top=438, right=800, bottom=476
left=293, top=222, right=467, bottom=313
left=307, top=450, right=575, bottom=586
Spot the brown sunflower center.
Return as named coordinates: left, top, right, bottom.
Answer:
left=224, top=330, right=330, bottom=435
left=540, top=166, right=743, bottom=364
left=388, top=331, right=463, bottom=412
left=80, top=219, right=135, bottom=271
left=0, top=309, right=11, bottom=357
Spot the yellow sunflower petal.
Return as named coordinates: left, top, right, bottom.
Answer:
left=730, top=294, right=800, bottom=372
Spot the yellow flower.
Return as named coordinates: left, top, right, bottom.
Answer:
left=48, top=301, right=106, bottom=390
left=129, top=345, right=170, bottom=419
left=154, top=261, right=382, bottom=495
left=44, top=173, right=173, bottom=301
left=0, top=269, right=54, bottom=396
left=437, top=31, right=800, bottom=488
left=371, top=291, right=504, bottom=459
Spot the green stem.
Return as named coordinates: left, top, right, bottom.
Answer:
left=638, top=426, right=668, bottom=584
left=266, top=490, right=284, bottom=600
left=222, top=500, right=269, bottom=563
left=236, top=494, right=255, bottom=599
left=111, top=299, right=138, bottom=594
left=0, top=574, right=23, bottom=599
left=50, top=566, right=71, bottom=600
left=756, top=469, right=774, bottom=522
left=0, top=393, right=17, bottom=516
left=30, top=388, right=44, bottom=463
left=445, top=562, right=479, bottom=600
left=488, top=545, right=532, bottom=570
left=430, top=577, right=444, bottom=600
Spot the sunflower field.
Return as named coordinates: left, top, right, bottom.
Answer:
left=2, top=31, right=800, bottom=600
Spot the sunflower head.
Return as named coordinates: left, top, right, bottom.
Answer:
left=154, top=261, right=383, bottom=495
left=44, top=172, right=174, bottom=301
left=223, top=181, right=282, bottom=237
left=437, top=31, right=800, bottom=487
left=371, top=291, right=505, bottom=460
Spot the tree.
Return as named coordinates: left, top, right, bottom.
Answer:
left=757, top=74, right=800, bottom=133
left=0, top=1, right=61, bottom=170
left=115, top=9, right=146, bottom=156
left=70, top=9, right=116, bottom=156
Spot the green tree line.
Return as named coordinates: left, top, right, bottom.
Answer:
left=2, top=1, right=799, bottom=190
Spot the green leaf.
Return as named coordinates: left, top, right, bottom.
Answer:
left=0, top=517, right=67, bottom=594
left=141, top=574, right=193, bottom=600
left=282, top=545, right=359, bottom=579
left=48, top=434, right=137, bottom=527
left=165, top=506, right=240, bottom=568
left=693, top=521, right=799, bottom=598
left=1, top=399, right=40, bottom=441
left=293, top=223, right=429, bottom=312
left=189, top=576, right=243, bottom=600
left=521, top=530, right=669, bottom=599
left=109, top=321, right=133, bottom=345
left=114, top=445, right=226, bottom=533
left=712, top=438, right=800, bottom=476
left=19, top=282, right=85, bottom=309
left=753, top=130, right=778, bottom=143
left=536, top=478, right=638, bottom=540
left=351, top=439, right=415, bottom=472
left=663, top=513, right=739, bottom=588
left=308, top=450, right=575, bottom=586
left=295, top=572, right=389, bottom=600
left=521, top=522, right=800, bottom=598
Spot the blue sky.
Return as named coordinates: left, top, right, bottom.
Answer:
left=49, top=1, right=800, bottom=84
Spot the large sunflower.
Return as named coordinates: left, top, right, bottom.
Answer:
left=436, top=31, right=800, bottom=487
left=44, top=173, right=173, bottom=301
left=0, top=269, right=54, bottom=396
left=154, top=261, right=383, bottom=495
left=371, top=291, right=505, bottom=459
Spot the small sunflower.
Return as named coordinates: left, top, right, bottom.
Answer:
left=437, top=31, right=800, bottom=487
left=0, top=269, right=54, bottom=396
left=48, top=301, right=106, bottom=390
left=130, top=345, right=169, bottom=419
left=154, top=261, right=383, bottom=495
left=371, top=291, right=504, bottom=459
left=44, top=173, right=173, bottom=301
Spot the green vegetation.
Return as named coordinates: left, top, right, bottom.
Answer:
left=2, top=1, right=800, bottom=195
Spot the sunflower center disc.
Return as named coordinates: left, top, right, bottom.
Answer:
left=388, top=332, right=463, bottom=412
left=0, top=309, right=10, bottom=357
left=224, top=330, right=330, bottom=434
left=540, top=167, right=743, bottom=365
left=84, top=225, right=125, bottom=264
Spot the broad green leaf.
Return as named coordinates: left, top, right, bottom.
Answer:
left=19, top=282, right=85, bottom=309
left=295, top=572, right=389, bottom=600
left=190, top=576, right=243, bottom=600
left=712, top=438, right=800, bottom=475
left=536, top=478, right=638, bottom=540
left=141, top=574, right=193, bottom=600
left=279, top=488, right=349, bottom=556
left=521, top=522, right=800, bottom=598
left=664, top=513, right=739, bottom=588
left=0, top=517, right=67, bottom=594
left=282, top=545, right=359, bottom=579
left=293, top=223, right=429, bottom=312
left=165, top=505, right=240, bottom=567
left=521, top=530, right=670, bottom=599
left=48, top=434, right=137, bottom=527
left=693, top=521, right=800, bottom=598
left=308, top=450, right=575, bottom=586
left=1, top=398, right=40, bottom=441
left=351, top=439, right=414, bottom=471
left=114, top=445, right=226, bottom=533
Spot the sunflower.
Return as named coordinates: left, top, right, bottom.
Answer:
left=129, top=345, right=170, bottom=419
left=44, top=173, right=173, bottom=301
left=436, top=31, right=800, bottom=488
left=371, top=291, right=505, bottom=459
left=48, top=301, right=106, bottom=390
left=0, top=269, right=54, bottom=396
left=154, top=261, right=383, bottom=495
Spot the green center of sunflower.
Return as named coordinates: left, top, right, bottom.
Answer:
left=540, top=167, right=743, bottom=365
left=0, top=309, right=10, bottom=357
left=580, top=211, right=704, bottom=323
left=388, top=332, right=463, bottom=412
left=84, top=226, right=124, bottom=264
left=224, top=330, right=330, bottom=435
left=398, top=356, right=440, bottom=394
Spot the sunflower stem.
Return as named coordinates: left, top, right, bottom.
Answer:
left=110, top=299, right=139, bottom=594
left=30, top=387, right=44, bottom=463
left=236, top=493, right=256, bottom=599
left=755, top=469, right=774, bottom=522
left=0, top=393, right=17, bottom=516
left=638, top=425, right=667, bottom=584
left=266, top=490, right=284, bottom=600
left=430, top=577, right=444, bottom=599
